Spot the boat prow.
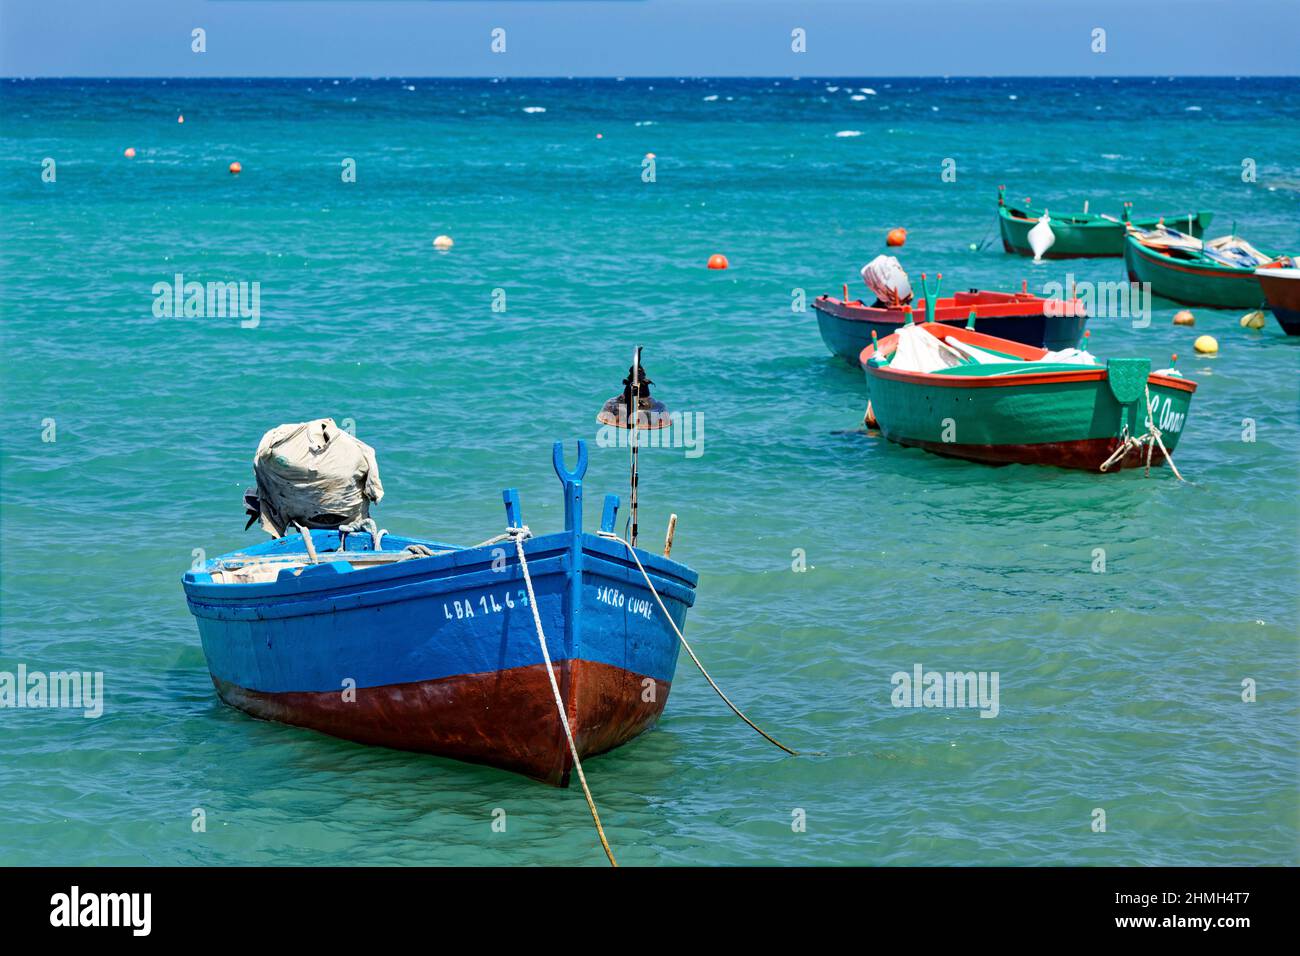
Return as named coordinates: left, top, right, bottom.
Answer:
left=1256, top=266, right=1300, bottom=335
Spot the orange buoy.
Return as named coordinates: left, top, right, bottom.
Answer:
left=1173, top=310, right=1195, bottom=326
left=645, top=152, right=656, bottom=159
left=228, top=161, right=242, bottom=174
left=707, top=253, right=729, bottom=270
left=123, top=147, right=136, bottom=158
left=886, top=227, right=907, bottom=247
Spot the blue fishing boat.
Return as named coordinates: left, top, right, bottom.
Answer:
left=181, top=441, right=698, bottom=786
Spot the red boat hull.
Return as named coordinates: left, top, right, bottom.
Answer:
left=214, top=659, right=670, bottom=786
left=1257, top=269, right=1300, bottom=335
left=888, top=436, right=1171, bottom=471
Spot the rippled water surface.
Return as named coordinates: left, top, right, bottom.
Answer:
left=1, top=77, right=1297, bottom=866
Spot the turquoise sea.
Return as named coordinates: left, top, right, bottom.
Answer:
left=1, top=77, right=1297, bottom=866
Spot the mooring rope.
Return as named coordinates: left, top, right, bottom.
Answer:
left=597, top=530, right=811, bottom=757
left=508, top=526, right=618, bottom=868
left=1099, top=386, right=1186, bottom=481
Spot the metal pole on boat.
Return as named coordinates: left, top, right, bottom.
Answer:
left=597, top=348, right=667, bottom=553
left=630, top=345, right=641, bottom=548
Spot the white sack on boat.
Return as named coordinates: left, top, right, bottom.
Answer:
left=889, top=324, right=964, bottom=373
left=250, top=418, right=384, bottom=537
left=1028, top=213, right=1056, bottom=261
left=861, top=255, right=913, bottom=306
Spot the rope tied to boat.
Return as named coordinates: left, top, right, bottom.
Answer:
left=597, top=530, right=814, bottom=758
left=507, top=525, right=619, bottom=868
left=339, top=516, right=386, bottom=552
left=1098, top=386, right=1186, bottom=481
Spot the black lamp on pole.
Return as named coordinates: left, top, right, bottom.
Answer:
left=597, top=346, right=669, bottom=548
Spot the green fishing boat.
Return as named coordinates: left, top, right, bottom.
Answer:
left=1124, top=229, right=1293, bottom=309
left=860, top=321, right=1196, bottom=473
left=998, top=186, right=1211, bottom=259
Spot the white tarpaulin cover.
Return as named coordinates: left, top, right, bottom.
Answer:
left=885, top=325, right=1100, bottom=375
left=888, top=324, right=964, bottom=373
left=860, top=255, right=913, bottom=305
left=249, top=419, right=384, bottom=537
left=943, top=336, right=1098, bottom=367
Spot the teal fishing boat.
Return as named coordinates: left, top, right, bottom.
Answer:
left=860, top=321, right=1196, bottom=474
left=1124, top=227, right=1293, bottom=308
left=998, top=186, right=1211, bottom=258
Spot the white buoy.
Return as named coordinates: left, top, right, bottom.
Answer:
left=432, top=235, right=454, bottom=251
left=1028, top=211, right=1056, bottom=262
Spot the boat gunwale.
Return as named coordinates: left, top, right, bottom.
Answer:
left=859, top=325, right=1197, bottom=394
left=998, top=203, right=1208, bottom=232
left=812, top=292, right=1082, bottom=324
left=183, top=529, right=699, bottom=607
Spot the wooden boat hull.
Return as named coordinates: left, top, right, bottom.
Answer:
left=210, top=658, right=665, bottom=786
left=813, top=290, right=1086, bottom=365
left=1125, top=234, right=1270, bottom=309
left=1256, top=268, right=1300, bottom=335
left=999, top=206, right=1210, bottom=258
left=861, top=326, right=1197, bottom=471
left=183, top=504, right=697, bottom=786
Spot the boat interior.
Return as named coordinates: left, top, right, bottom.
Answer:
left=206, top=547, right=456, bottom=585
left=1006, top=205, right=1099, bottom=225
left=871, top=323, right=1096, bottom=375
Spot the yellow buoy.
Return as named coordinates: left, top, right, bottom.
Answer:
left=433, top=235, right=454, bottom=251
left=1172, top=310, right=1195, bottom=326
left=1240, top=310, right=1267, bottom=330
left=1194, top=334, right=1218, bottom=354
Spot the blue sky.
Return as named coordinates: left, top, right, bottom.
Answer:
left=2, top=0, right=1296, bottom=77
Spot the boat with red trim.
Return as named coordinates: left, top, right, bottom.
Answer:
left=181, top=440, right=697, bottom=786
left=813, top=275, right=1087, bottom=365
left=1124, top=227, right=1293, bottom=309
left=1255, top=266, right=1300, bottom=335
left=859, top=321, right=1196, bottom=472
